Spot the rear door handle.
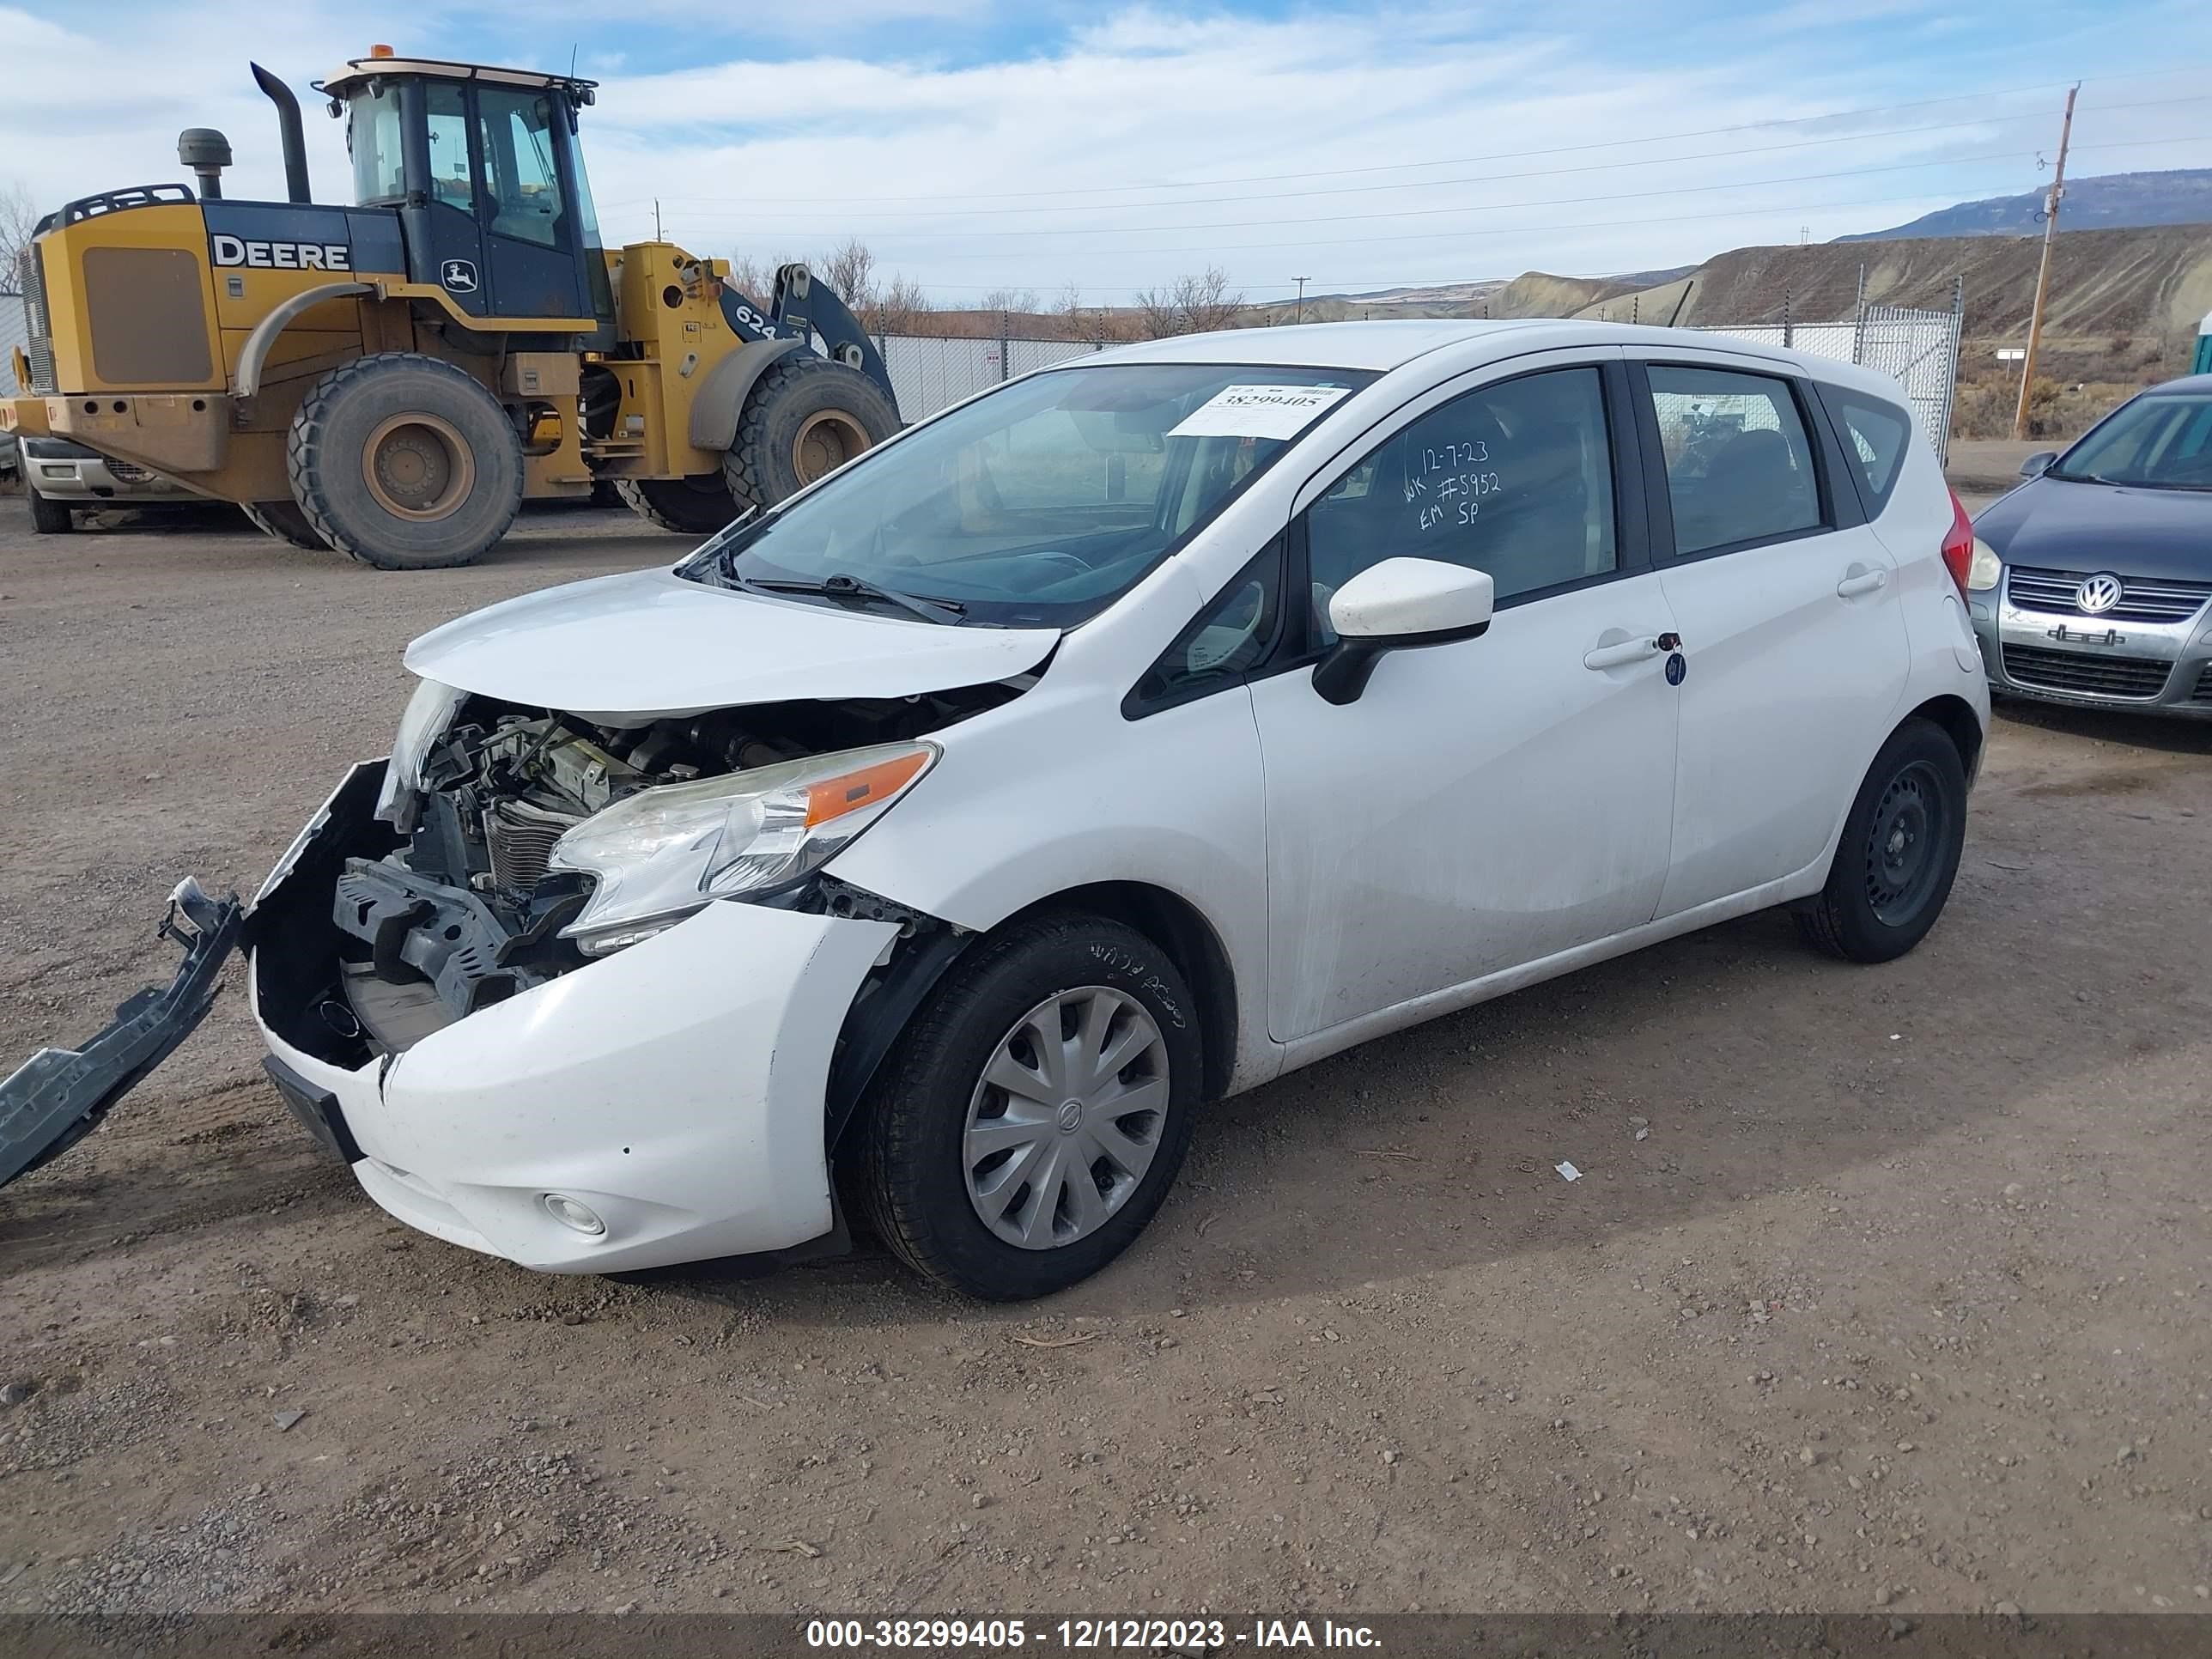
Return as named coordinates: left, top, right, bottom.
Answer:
left=1583, top=635, right=1664, bottom=671
left=1837, top=566, right=1889, bottom=599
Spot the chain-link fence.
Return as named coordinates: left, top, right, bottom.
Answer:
left=878, top=332, right=1103, bottom=422
left=1692, top=291, right=1964, bottom=464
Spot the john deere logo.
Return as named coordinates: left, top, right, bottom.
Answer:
left=441, top=258, right=479, bottom=294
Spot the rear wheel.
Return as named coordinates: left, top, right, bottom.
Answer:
left=615, top=474, right=742, bottom=534
left=289, top=352, right=523, bottom=570
left=241, top=499, right=329, bottom=550
left=1795, top=718, right=1967, bottom=963
left=724, top=356, right=899, bottom=509
left=27, top=483, right=72, bottom=534
left=856, top=914, right=1200, bottom=1300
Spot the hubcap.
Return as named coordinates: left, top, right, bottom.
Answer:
left=791, top=409, right=870, bottom=484
left=362, top=412, right=474, bottom=521
left=1863, top=761, right=1946, bottom=927
left=963, top=987, right=1170, bottom=1251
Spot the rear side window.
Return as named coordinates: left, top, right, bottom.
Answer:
left=1824, top=389, right=1912, bottom=511
left=1647, top=366, right=1822, bottom=556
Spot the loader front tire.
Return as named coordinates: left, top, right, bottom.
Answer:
left=241, top=499, right=329, bottom=550
left=615, top=474, right=743, bottom=535
left=724, top=356, right=899, bottom=510
left=289, top=353, right=523, bottom=571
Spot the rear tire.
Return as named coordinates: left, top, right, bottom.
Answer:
left=289, top=352, right=523, bottom=570
left=241, top=499, right=329, bottom=550
left=27, top=484, right=73, bottom=534
left=855, top=913, right=1200, bottom=1300
left=1795, top=718, right=1967, bottom=963
left=614, top=474, right=742, bottom=534
left=724, top=356, right=899, bottom=510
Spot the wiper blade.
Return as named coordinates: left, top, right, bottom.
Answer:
left=739, top=571, right=967, bottom=625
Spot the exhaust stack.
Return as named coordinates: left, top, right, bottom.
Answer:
left=249, top=63, right=313, bottom=204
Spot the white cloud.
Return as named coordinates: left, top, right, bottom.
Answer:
left=4, top=3, right=2210, bottom=307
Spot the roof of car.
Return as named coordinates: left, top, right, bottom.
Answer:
left=1085, top=319, right=1556, bottom=372
left=2142, top=372, right=2212, bottom=395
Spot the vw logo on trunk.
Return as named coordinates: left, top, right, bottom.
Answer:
left=2075, top=573, right=2124, bottom=615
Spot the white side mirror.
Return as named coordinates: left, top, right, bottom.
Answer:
left=1316, top=558, right=1495, bottom=704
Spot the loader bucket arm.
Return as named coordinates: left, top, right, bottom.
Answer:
left=716, top=262, right=894, bottom=406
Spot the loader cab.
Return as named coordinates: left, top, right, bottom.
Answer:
left=322, top=53, right=611, bottom=328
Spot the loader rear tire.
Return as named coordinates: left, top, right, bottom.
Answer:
left=289, top=352, right=523, bottom=570
left=724, top=356, right=899, bottom=510
left=242, top=499, right=330, bottom=550
left=615, top=474, right=742, bottom=535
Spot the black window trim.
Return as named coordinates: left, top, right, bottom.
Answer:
left=1630, top=357, right=1843, bottom=565
left=1121, top=534, right=1292, bottom=720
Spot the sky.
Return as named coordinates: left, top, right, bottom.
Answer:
left=5, top=1, right=2212, bottom=307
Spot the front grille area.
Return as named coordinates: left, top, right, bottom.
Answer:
left=21, top=242, right=57, bottom=395
left=103, top=459, right=154, bottom=484
left=2007, top=565, right=2212, bottom=625
left=2002, top=644, right=2173, bottom=700
left=2194, top=665, right=2212, bottom=704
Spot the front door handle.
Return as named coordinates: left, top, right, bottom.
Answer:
left=1583, top=635, right=1663, bottom=671
left=1837, top=566, right=1889, bottom=599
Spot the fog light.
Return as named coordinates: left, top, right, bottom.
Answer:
left=540, top=1193, right=606, bottom=1237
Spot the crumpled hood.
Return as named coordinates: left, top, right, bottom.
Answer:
left=1976, top=476, right=2212, bottom=583
left=404, top=568, right=1059, bottom=720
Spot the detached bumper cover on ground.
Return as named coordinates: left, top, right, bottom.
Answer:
left=0, top=880, right=242, bottom=1188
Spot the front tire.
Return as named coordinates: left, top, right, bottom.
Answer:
left=1795, top=718, right=1967, bottom=963
left=27, top=483, right=73, bottom=534
left=856, top=914, right=1200, bottom=1300
left=724, top=356, right=900, bottom=510
left=288, top=352, right=523, bottom=570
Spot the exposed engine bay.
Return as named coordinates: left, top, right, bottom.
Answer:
left=327, top=686, right=1011, bottom=1054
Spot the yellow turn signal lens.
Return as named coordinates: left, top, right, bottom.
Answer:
left=804, top=750, right=930, bottom=829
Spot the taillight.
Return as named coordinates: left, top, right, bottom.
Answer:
left=1939, top=489, right=1974, bottom=598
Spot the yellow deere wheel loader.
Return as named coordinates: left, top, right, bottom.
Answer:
left=1, top=48, right=900, bottom=569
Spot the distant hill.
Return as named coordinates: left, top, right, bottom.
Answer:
left=1840, top=169, right=2212, bottom=241
left=1578, top=223, right=2212, bottom=339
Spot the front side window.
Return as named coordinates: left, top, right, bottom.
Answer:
left=477, top=88, right=565, bottom=247
left=685, top=363, right=1372, bottom=629
left=2052, top=392, right=2212, bottom=489
left=423, top=84, right=475, bottom=211
left=1129, top=541, right=1286, bottom=712
left=1648, top=366, right=1821, bottom=556
left=346, top=88, right=406, bottom=205
left=1303, top=366, right=1617, bottom=642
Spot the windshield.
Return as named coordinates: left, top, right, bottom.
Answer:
left=2051, top=392, right=2212, bottom=489
left=683, top=362, right=1375, bottom=628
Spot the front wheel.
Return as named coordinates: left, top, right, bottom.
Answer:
left=1795, top=718, right=1968, bottom=963
left=855, top=914, right=1200, bottom=1300
left=27, top=484, right=73, bottom=534
left=724, top=356, right=900, bottom=510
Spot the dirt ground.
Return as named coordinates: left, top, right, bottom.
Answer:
left=2, top=497, right=2209, bottom=1620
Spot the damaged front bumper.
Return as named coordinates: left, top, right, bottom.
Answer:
left=4, top=759, right=902, bottom=1273
left=0, top=880, right=242, bottom=1188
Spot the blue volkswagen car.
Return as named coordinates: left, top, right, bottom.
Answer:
left=1969, top=374, right=2212, bottom=718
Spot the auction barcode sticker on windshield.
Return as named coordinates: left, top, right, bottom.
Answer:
left=1168, top=383, right=1352, bottom=440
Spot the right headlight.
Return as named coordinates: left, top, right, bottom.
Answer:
left=1967, top=537, right=2002, bottom=592
left=548, top=741, right=936, bottom=955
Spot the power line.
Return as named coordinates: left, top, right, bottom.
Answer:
left=612, top=94, right=2212, bottom=224
left=603, top=62, right=2212, bottom=209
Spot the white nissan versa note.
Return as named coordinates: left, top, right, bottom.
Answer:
left=18, top=321, right=1989, bottom=1300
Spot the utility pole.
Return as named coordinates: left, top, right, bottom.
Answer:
left=1294, top=275, right=1310, bottom=324
left=2013, top=83, right=2078, bottom=440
